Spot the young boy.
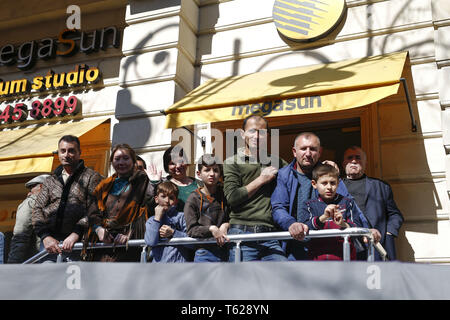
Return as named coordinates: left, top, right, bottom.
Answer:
left=184, top=154, right=230, bottom=262
left=145, top=181, right=192, bottom=262
left=298, top=163, right=366, bottom=260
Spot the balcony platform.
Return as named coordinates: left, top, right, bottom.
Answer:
left=1, top=260, right=449, bottom=300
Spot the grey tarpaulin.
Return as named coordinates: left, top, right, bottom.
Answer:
left=0, top=261, right=449, bottom=300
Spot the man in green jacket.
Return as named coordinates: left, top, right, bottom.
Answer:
left=223, top=115, right=288, bottom=262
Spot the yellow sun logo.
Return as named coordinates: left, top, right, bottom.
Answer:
left=273, top=0, right=346, bottom=42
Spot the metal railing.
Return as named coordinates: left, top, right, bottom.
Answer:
left=23, top=227, right=381, bottom=264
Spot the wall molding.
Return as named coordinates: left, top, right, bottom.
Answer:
left=384, top=172, right=446, bottom=184
left=197, top=22, right=434, bottom=66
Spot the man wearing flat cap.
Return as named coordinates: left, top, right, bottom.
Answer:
left=7, top=174, right=50, bottom=263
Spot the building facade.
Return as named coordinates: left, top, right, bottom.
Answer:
left=1, top=0, right=449, bottom=263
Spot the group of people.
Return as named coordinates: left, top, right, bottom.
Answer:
left=5, top=114, right=404, bottom=264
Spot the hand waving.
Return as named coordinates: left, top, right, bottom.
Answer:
left=145, top=163, right=162, bottom=181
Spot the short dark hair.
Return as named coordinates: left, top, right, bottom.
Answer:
left=136, top=155, right=147, bottom=169
left=312, top=163, right=339, bottom=181
left=110, top=143, right=137, bottom=164
left=58, top=135, right=81, bottom=151
left=163, top=146, right=187, bottom=173
left=197, top=154, right=223, bottom=176
left=242, top=114, right=269, bottom=131
left=156, top=181, right=179, bottom=198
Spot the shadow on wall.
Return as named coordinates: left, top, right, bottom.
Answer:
left=378, top=0, right=450, bottom=262
left=397, top=229, right=415, bottom=262
left=112, top=89, right=151, bottom=148
left=128, top=0, right=182, bottom=15
left=194, top=2, right=219, bottom=84
left=112, top=1, right=181, bottom=148
left=377, top=79, right=437, bottom=262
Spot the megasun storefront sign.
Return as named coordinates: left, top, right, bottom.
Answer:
left=232, top=96, right=322, bottom=116
left=0, top=96, right=80, bottom=124
left=0, top=64, right=100, bottom=98
left=164, top=84, right=401, bottom=128
left=0, top=24, right=119, bottom=123
left=0, top=26, right=120, bottom=71
left=273, top=0, right=346, bottom=42
left=0, top=64, right=98, bottom=123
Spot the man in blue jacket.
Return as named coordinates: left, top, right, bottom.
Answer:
left=271, top=132, right=351, bottom=260
left=342, top=146, right=403, bottom=260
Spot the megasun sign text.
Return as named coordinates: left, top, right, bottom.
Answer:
left=0, top=64, right=100, bottom=98
left=0, top=26, right=120, bottom=71
left=232, top=96, right=322, bottom=117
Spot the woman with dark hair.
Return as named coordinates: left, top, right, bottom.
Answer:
left=83, top=143, right=152, bottom=261
left=147, top=145, right=199, bottom=212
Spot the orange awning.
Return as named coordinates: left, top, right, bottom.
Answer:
left=0, top=118, right=109, bottom=176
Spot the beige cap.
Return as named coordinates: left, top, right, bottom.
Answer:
left=25, top=174, right=50, bottom=189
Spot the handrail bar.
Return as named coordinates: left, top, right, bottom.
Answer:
left=23, top=228, right=377, bottom=264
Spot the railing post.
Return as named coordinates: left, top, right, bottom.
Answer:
left=234, top=241, right=242, bottom=263
left=0, top=232, right=4, bottom=264
left=343, top=235, right=350, bottom=261
left=367, top=240, right=375, bottom=262
left=140, top=245, right=147, bottom=264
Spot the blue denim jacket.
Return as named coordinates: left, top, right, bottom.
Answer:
left=145, top=207, right=192, bottom=262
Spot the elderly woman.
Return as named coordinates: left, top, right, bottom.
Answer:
left=83, top=143, right=151, bottom=261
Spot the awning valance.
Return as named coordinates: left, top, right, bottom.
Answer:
left=164, top=51, right=410, bottom=128
left=0, top=118, right=109, bottom=176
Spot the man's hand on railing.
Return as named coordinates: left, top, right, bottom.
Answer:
left=363, top=228, right=381, bottom=244
left=61, top=232, right=79, bottom=252
left=288, top=222, right=308, bottom=241
left=43, top=236, right=62, bottom=254
left=114, top=233, right=129, bottom=245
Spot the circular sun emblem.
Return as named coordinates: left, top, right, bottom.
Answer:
left=273, top=0, right=346, bottom=42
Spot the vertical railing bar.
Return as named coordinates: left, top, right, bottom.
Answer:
left=343, top=235, right=350, bottom=261
left=234, top=241, right=241, bottom=263
left=367, top=239, right=375, bottom=262
left=140, top=245, right=147, bottom=264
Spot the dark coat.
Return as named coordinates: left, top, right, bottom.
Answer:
left=344, top=176, right=404, bottom=244
left=32, top=160, right=103, bottom=241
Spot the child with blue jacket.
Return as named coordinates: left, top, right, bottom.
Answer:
left=298, top=164, right=366, bottom=260
left=145, top=181, right=192, bottom=262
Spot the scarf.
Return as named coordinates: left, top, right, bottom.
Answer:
left=82, top=170, right=150, bottom=259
